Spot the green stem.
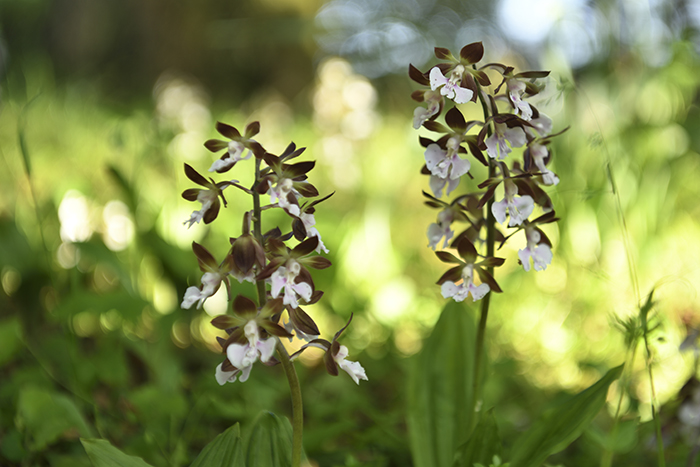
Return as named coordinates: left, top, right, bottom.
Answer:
left=643, top=332, right=666, bottom=467
left=252, top=156, right=303, bottom=467
left=276, top=340, right=304, bottom=467
left=471, top=81, right=496, bottom=431
left=601, top=342, right=637, bottom=467
left=253, top=157, right=267, bottom=306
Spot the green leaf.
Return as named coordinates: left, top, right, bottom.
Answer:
left=509, top=365, right=624, bottom=467
left=584, top=418, right=638, bottom=454
left=453, top=409, right=502, bottom=467
left=189, top=424, right=245, bottom=467
left=17, top=93, right=41, bottom=178
left=245, top=411, right=294, bottom=467
left=0, top=317, right=23, bottom=366
left=17, top=386, right=93, bottom=451
left=408, top=301, right=477, bottom=467
left=81, top=438, right=154, bottom=467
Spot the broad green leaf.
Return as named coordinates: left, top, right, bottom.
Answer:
left=81, top=438, right=153, bottom=467
left=245, top=411, right=293, bottom=467
left=509, top=365, right=623, bottom=467
left=190, top=423, right=244, bottom=467
left=453, top=409, right=502, bottom=467
left=17, top=386, right=93, bottom=451
left=408, top=301, right=477, bottom=467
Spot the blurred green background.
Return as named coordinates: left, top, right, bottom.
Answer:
left=2, top=0, right=700, bottom=465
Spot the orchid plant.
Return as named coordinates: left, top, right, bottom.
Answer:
left=407, top=43, right=627, bottom=467
left=180, top=121, right=366, bottom=467
left=410, top=43, right=566, bottom=410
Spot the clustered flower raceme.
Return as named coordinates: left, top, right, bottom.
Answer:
left=180, top=121, right=366, bottom=385
left=409, top=42, right=567, bottom=302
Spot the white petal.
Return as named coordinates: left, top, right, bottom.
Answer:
left=181, top=286, right=203, bottom=309
left=227, top=343, right=251, bottom=370
left=451, top=85, right=473, bottom=104
left=215, top=363, right=237, bottom=385
left=429, top=67, right=448, bottom=91
left=441, top=83, right=456, bottom=99
left=518, top=101, right=533, bottom=121
left=424, top=144, right=446, bottom=172
left=183, top=209, right=204, bottom=228
left=441, top=281, right=459, bottom=299
left=283, top=284, right=299, bottom=308
left=518, top=247, right=532, bottom=272
left=270, top=268, right=287, bottom=299
left=209, top=157, right=235, bottom=173
left=508, top=195, right=534, bottom=226
left=257, top=337, right=277, bottom=363
left=427, top=223, right=443, bottom=250
left=532, top=244, right=553, bottom=271
left=338, top=359, right=368, bottom=385
left=504, top=127, right=527, bottom=148
left=448, top=155, right=470, bottom=179
left=542, top=171, right=560, bottom=186
left=532, top=114, right=553, bottom=135
left=293, top=281, right=313, bottom=303
left=429, top=175, right=447, bottom=198
left=444, top=177, right=461, bottom=196
left=238, top=365, right=252, bottom=383
left=469, top=283, right=491, bottom=301
left=413, top=107, right=430, bottom=129
left=491, top=198, right=508, bottom=225
left=484, top=134, right=500, bottom=160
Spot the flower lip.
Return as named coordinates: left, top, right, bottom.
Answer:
left=429, top=67, right=473, bottom=104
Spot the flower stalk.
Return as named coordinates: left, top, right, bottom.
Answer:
left=472, top=83, right=495, bottom=431
left=276, top=339, right=304, bottom=467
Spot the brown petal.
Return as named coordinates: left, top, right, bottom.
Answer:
left=211, top=314, right=240, bottom=330
left=408, top=63, right=430, bottom=86
left=260, top=320, right=293, bottom=338
left=324, top=348, right=339, bottom=376
left=434, top=47, right=454, bottom=60
left=184, top=163, right=209, bottom=187
left=232, top=294, right=258, bottom=319
left=456, top=237, right=477, bottom=264
left=459, top=42, right=484, bottom=64
left=193, top=242, right=218, bottom=271
left=284, top=160, right=315, bottom=178
left=291, top=236, right=319, bottom=258
left=216, top=122, right=241, bottom=139
left=445, top=107, right=467, bottom=133
left=204, top=139, right=228, bottom=152
left=294, top=181, right=319, bottom=198
left=290, top=307, right=320, bottom=336
left=203, top=199, right=220, bottom=224
left=244, top=121, right=260, bottom=138
left=182, top=188, right=200, bottom=201
left=301, top=256, right=332, bottom=270
left=436, top=265, right=462, bottom=285
left=435, top=251, right=462, bottom=264
left=475, top=266, right=502, bottom=293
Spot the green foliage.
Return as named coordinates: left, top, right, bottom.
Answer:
left=245, top=411, right=294, bottom=467
left=17, top=386, right=93, bottom=451
left=453, top=409, right=502, bottom=467
left=81, top=438, right=154, bottom=467
left=189, top=423, right=245, bottom=467
left=509, top=366, right=623, bottom=467
left=408, top=301, right=476, bottom=467
left=0, top=317, right=23, bottom=366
